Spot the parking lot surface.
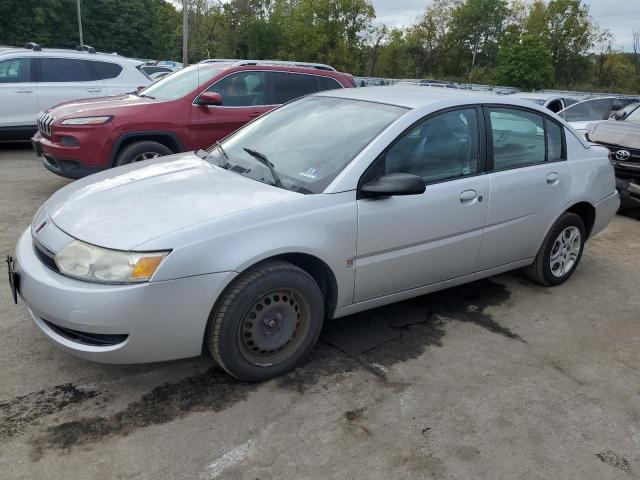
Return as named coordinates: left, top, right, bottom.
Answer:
left=1, top=143, right=639, bottom=480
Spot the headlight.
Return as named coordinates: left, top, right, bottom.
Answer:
left=54, top=240, right=168, bottom=283
left=60, top=116, right=112, bottom=125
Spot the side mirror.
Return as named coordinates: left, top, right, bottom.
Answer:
left=197, top=92, right=223, bottom=106
left=136, top=85, right=145, bottom=92
left=613, top=110, right=627, bottom=121
left=360, top=173, right=425, bottom=197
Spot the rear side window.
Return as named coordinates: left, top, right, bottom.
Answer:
left=90, top=61, right=123, bottom=80
left=270, top=72, right=317, bottom=104
left=0, top=58, right=32, bottom=83
left=547, top=120, right=564, bottom=161
left=40, top=58, right=96, bottom=82
left=206, top=71, right=268, bottom=107
left=316, top=75, right=342, bottom=92
left=488, top=108, right=545, bottom=170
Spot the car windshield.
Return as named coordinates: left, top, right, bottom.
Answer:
left=558, top=98, right=615, bottom=122
left=626, top=107, right=640, bottom=124
left=211, top=96, right=407, bottom=193
left=140, top=65, right=221, bottom=100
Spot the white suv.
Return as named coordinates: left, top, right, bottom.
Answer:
left=0, top=43, right=151, bottom=140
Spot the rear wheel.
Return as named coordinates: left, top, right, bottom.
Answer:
left=525, top=212, right=585, bottom=286
left=114, top=141, right=172, bottom=166
left=206, top=261, right=324, bottom=381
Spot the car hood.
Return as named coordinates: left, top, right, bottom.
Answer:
left=46, top=93, right=158, bottom=118
left=587, top=120, right=640, bottom=150
left=44, top=153, right=301, bottom=250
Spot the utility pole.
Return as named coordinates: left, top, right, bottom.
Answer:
left=76, top=0, right=84, bottom=46
left=182, top=0, right=188, bottom=66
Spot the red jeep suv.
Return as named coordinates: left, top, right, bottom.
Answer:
left=32, top=61, right=355, bottom=178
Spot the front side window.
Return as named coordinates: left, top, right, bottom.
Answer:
left=270, top=72, right=317, bottom=104
left=0, top=58, right=32, bottom=83
left=141, top=65, right=221, bottom=100
left=214, top=96, right=407, bottom=193
left=489, top=108, right=545, bottom=170
left=627, top=107, right=640, bottom=125
left=40, top=58, right=96, bottom=82
left=383, top=108, right=479, bottom=184
left=206, top=71, right=267, bottom=107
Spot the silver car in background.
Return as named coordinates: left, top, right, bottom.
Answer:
left=11, top=85, right=619, bottom=381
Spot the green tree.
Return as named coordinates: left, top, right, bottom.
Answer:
left=495, top=33, right=554, bottom=89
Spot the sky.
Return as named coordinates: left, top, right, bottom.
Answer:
left=370, top=0, right=639, bottom=51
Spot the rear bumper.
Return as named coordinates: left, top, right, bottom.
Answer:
left=591, top=191, right=620, bottom=237
left=14, top=228, right=237, bottom=363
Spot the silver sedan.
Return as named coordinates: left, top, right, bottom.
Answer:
left=11, top=85, right=620, bottom=381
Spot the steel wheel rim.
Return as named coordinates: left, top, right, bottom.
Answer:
left=550, top=226, right=581, bottom=278
left=237, top=288, right=311, bottom=366
left=132, top=152, right=161, bottom=162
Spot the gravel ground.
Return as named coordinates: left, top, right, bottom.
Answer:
left=0, top=143, right=639, bottom=480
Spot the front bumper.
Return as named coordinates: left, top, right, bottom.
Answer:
left=14, top=228, right=237, bottom=363
left=32, top=132, right=109, bottom=179
left=616, top=178, right=640, bottom=211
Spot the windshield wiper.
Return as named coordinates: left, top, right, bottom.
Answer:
left=195, top=148, right=228, bottom=169
left=242, top=147, right=284, bottom=188
left=213, top=141, right=231, bottom=168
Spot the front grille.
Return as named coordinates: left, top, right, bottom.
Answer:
left=42, top=319, right=128, bottom=347
left=33, top=240, right=60, bottom=273
left=37, top=111, right=55, bottom=137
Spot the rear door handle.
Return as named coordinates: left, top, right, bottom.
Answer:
left=249, top=112, right=262, bottom=118
left=15, top=89, right=33, bottom=93
left=460, top=189, right=479, bottom=204
left=547, top=172, right=560, bottom=185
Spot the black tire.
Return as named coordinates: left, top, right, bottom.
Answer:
left=524, top=212, right=586, bottom=286
left=114, top=141, right=172, bottom=166
left=206, top=261, right=324, bottom=381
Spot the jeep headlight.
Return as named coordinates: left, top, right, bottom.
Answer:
left=54, top=240, right=168, bottom=283
left=60, top=116, right=112, bottom=125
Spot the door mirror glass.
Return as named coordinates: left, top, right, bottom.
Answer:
left=198, top=91, right=223, bottom=106
left=361, top=173, right=425, bottom=197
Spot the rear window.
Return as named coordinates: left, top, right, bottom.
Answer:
left=90, top=61, right=123, bottom=80
left=316, top=75, right=342, bottom=92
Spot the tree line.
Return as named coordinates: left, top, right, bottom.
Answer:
left=1, top=0, right=638, bottom=93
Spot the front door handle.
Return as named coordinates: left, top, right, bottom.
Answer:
left=547, top=172, right=560, bottom=185
left=249, top=112, right=262, bottom=118
left=87, top=88, right=102, bottom=93
left=15, top=88, right=33, bottom=93
left=460, top=189, right=478, bottom=204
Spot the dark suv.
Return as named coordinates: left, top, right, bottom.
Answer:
left=32, top=61, right=355, bottom=178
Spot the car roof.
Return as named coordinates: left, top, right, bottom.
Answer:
left=0, top=47, right=142, bottom=65
left=516, top=93, right=568, bottom=101
left=183, top=62, right=347, bottom=77
left=315, top=84, right=500, bottom=109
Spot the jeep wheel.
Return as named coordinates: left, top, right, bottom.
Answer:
left=115, top=141, right=173, bottom=166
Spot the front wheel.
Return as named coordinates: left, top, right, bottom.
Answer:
left=206, top=261, right=324, bottom=381
left=525, top=212, right=586, bottom=286
left=114, top=141, right=173, bottom=166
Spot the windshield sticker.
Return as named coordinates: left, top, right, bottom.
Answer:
left=298, top=167, right=319, bottom=179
